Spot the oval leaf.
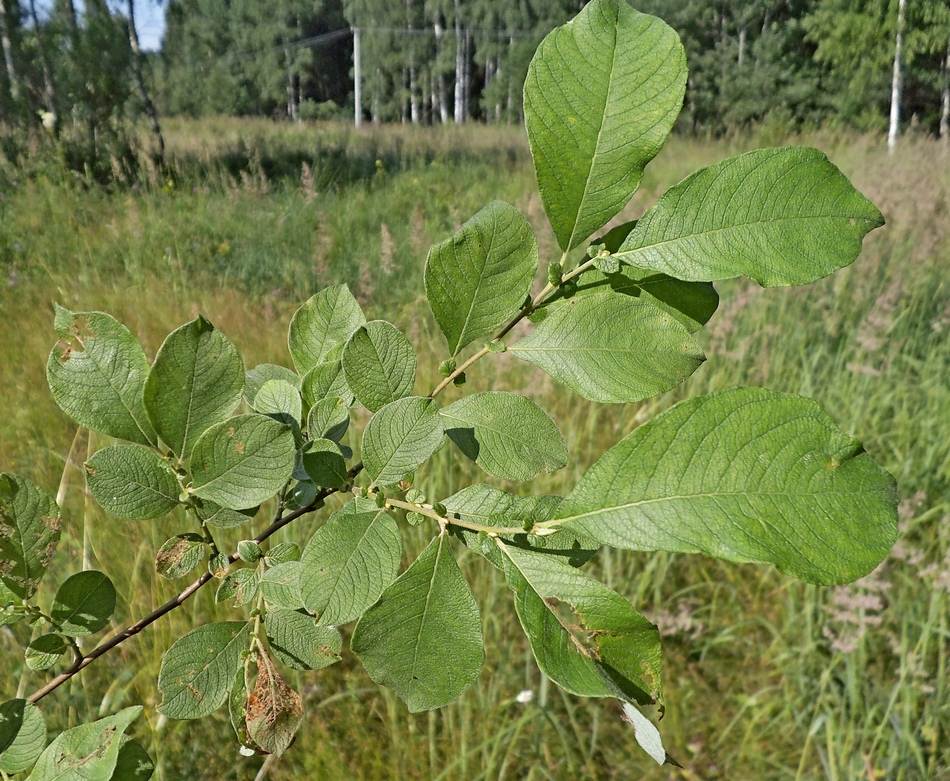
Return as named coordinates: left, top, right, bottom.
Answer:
left=509, top=291, right=705, bottom=404
left=288, top=285, right=366, bottom=375
left=300, top=438, right=348, bottom=489
left=0, top=474, right=60, bottom=599
left=244, top=363, right=300, bottom=407
left=111, top=739, right=155, bottom=781
left=524, top=0, right=686, bottom=250
left=342, top=321, right=417, bottom=412
left=29, top=706, right=142, bottom=781
left=51, top=570, right=116, bottom=637
left=300, top=358, right=354, bottom=408
left=85, top=445, right=180, bottom=520
left=158, top=622, right=249, bottom=719
left=299, top=500, right=402, bottom=626
left=615, top=147, right=885, bottom=287
left=190, top=414, right=296, bottom=510
left=216, top=568, right=259, bottom=607
left=155, top=534, right=206, bottom=580
left=362, top=397, right=444, bottom=487
left=264, top=610, right=342, bottom=670
left=440, top=392, right=567, bottom=481
left=351, top=534, right=484, bottom=713
left=47, top=307, right=155, bottom=445
left=0, top=699, right=46, bottom=774
left=25, top=633, right=67, bottom=671
left=424, top=200, right=539, bottom=355
left=260, top=562, right=304, bottom=611
left=246, top=649, right=303, bottom=758
left=557, top=386, right=899, bottom=585
left=306, top=396, right=349, bottom=442
left=253, top=380, right=303, bottom=427
left=144, top=316, right=245, bottom=458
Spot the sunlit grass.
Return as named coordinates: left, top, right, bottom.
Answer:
left=0, top=121, right=948, bottom=779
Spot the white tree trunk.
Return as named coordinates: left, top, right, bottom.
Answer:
left=128, top=0, right=165, bottom=160
left=941, top=37, right=949, bottom=143
left=887, top=0, right=907, bottom=154
left=454, top=0, right=464, bottom=124
left=0, top=1, right=19, bottom=104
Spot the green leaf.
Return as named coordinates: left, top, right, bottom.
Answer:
left=259, top=562, right=304, bottom=611
left=614, top=147, right=885, bottom=287
left=306, top=397, right=349, bottom=442
left=29, top=706, right=141, bottom=781
left=194, top=498, right=258, bottom=529
left=0, top=699, right=46, bottom=774
left=190, top=414, right=296, bottom=510
left=85, top=445, right=180, bottom=520
left=246, top=650, right=303, bottom=758
left=300, top=438, right=348, bottom=489
left=46, top=307, right=155, bottom=445
left=25, top=633, right=67, bottom=671
left=0, top=474, right=60, bottom=599
left=144, top=317, right=245, bottom=458
left=244, top=364, right=300, bottom=407
left=509, top=291, right=705, bottom=404
left=499, top=542, right=662, bottom=706
left=253, top=380, right=303, bottom=428
left=300, top=358, right=354, bottom=408
left=351, top=534, right=484, bottom=712
left=215, top=568, right=259, bottom=607
left=158, top=622, right=249, bottom=719
left=342, top=321, right=417, bottom=412
left=51, top=570, right=116, bottom=637
left=362, top=397, right=444, bottom=487
left=299, top=500, right=402, bottom=626
left=424, top=201, right=538, bottom=355
left=443, top=485, right=597, bottom=569
left=110, top=739, right=155, bottom=781
left=264, top=610, right=342, bottom=670
left=0, top=580, right=22, bottom=629
left=289, top=285, right=366, bottom=375
left=440, top=392, right=567, bottom=481
left=155, top=534, right=206, bottom=580
left=229, top=666, right=252, bottom=748
left=524, top=0, right=686, bottom=250
left=264, top=543, right=300, bottom=567
left=557, top=386, right=899, bottom=585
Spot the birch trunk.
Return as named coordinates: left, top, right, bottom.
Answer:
left=29, top=0, right=57, bottom=125
left=941, top=37, right=949, bottom=143
left=453, top=0, right=464, bottom=124
left=0, top=0, right=20, bottom=107
left=887, top=0, right=907, bottom=154
left=127, top=0, right=165, bottom=161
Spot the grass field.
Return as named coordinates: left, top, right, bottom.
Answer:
left=1, top=120, right=948, bottom=780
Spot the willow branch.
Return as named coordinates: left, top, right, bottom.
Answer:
left=27, top=463, right=364, bottom=705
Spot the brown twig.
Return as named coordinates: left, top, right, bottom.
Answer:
left=27, top=463, right=364, bottom=705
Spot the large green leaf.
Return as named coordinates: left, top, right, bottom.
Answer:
left=524, top=0, right=686, bottom=250
left=498, top=542, right=662, bottom=706
left=300, top=357, right=354, bottom=408
left=46, top=307, right=155, bottom=445
left=439, top=392, right=567, bottom=481
left=306, top=396, right=349, bottom=442
left=0, top=474, right=60, bottom=599
left=342, top=321, right=417, bottom=412
left=444, top=485, right=597, bottom=569
left=111, top=739, right=155, bottom=781
left=85, top=445, right=180, bottom=520
left=299, top=499, right=402, bottom=626
left=362, top=397, right=444, bottom=487
left=614, top=147, right=885, bottom=286
left=51, top=570, right=116, bottom=637
left=300, top=438, right=349, bottom=489
left=144, top=317, right=245, bottom=458
left=557, top=386, right=899, bottom=585
left=158, top=622, right=249, bottom=719
left=29, top=706, right=141, bottom=781
left=424, top=201, right=538, bottom=355
left=351, top=534, right=484, bottom=712
left=253, top=379, right=303, bottom=428
left=0, top=699, right=45, bottom=774
left=509, top=291, right=705, bottom=404
left=190, top=415, right=296, bottom=510
left=264, top=610, right=342, bottom=670
left=244, top=363, right=299, bottom=407
left=288, top=285, right=366, bottom=375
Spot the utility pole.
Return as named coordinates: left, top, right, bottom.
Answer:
left=353, top=27, right=362, bottom=128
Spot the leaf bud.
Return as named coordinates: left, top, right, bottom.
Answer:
left=405, top=488, right=427, bottom=504
left=486, top=340, right=506, bottom=354
left=547, top=262, right=563, bottom=286
left=374, top=491, right=386, bottom=508
left=432, top=502, right=448, bottom=518
left=438, top=358, right=457, bottom=376
left=406, top=511, right=426, bottom=526
left=453, top=372, right=467, bottom=386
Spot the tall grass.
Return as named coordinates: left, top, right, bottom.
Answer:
left=0, top=121, right=948, bottom=779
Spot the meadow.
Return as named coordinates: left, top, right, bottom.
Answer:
left=0, top=119, right=948, bottom=780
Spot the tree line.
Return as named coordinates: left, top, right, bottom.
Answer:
left=0, top=0, right=947, bottom=174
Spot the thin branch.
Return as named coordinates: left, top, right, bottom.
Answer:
left=27, top=464, right=364, bottom=705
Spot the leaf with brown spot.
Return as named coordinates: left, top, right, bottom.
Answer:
left=246, top=649, right=303, bottom=757
left=0, top=474, right=60, bottom=600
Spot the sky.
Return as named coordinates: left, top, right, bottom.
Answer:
left=136, top=1, right=166, bottom=51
